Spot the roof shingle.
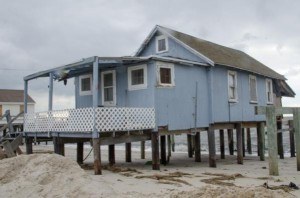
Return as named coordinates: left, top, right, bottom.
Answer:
left=0, top=89, right=35, bottom=103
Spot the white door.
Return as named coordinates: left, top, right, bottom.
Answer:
left=101, top=70, right=116, bottom=106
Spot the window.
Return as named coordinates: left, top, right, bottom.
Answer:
left=128, top=65, right=147, bottom=90
left=79, top=75, right=92, bottom=95
left=249, top=75, right=257, bottom=103
left=101, top=70, right=116, bottom=106
left=157, top=62, right=175, bottom=87
left=228, top=71, right=238, bottom=102
left=266, top=79, right=273, bottom=104
left=156, top=35, right=168, bottom=53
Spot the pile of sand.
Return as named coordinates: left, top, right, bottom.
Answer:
left=171, top=185, right=294, bottom=198
left=0, top=154, right=106, bottom=198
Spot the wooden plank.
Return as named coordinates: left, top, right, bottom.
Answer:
left=220, top=130, right=225, bottom=159
left=100, top=134, right=150, bottom=145
left=256, top=106, right=295, bottom=116
left=2, top=141, right=16, bottom=157
left=292, top=108, right=300, bottom=171
left=93, top=138, right=102, bottom=175
left=160, top=135, right=167, bottom=165
left=213, top=123, right=235, bottom=130
left=266, top=106, right=279, bottom=176
left=207, top=125, right=216, bottom=167
left=227, top=129, right=234, bottom=155
left=242, top=122, right=259, bottom=128
left=77, top=142, right=84, bottom=164
left=151, top=131, right=160, bottom=170
left=288, top=120, right=296, bottom=157
left=236, top=123, right=243, bottom=164
left=194, top=132, right=201, bottom=162
left=5, top=110, right=14, bottom=133
left=140, top=141, right=145, bottom=159
left=10, top=134, right=23, bottom=151
left=125, top=143, right=132, bottom=162
left=247, top=128, right=252, bottom=154
left=257, top=122, right=265, bottom=161
left=187, top=134, right=193, bottom=158
left=277, top=117, right=284, bottom=159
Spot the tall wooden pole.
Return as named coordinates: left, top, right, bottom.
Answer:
left=292, top=108, right=300, bottom=171
left=220, top=129, right=225, bottom=159
left=109, top=144, right=115, bottom=165
left=25, top=137, right=33, bottom=154
left=187, top=134, right=193, bottom=158
left=236, top=123, right=243, bottom=164
left=288, top=120, right=296, bottom=157
left=277, top=117, right=284, bottom=159
left=246, top=128, right=252, bottom=154
left=125, top=143, right=132, bottom=162
left=257, top=122, right=265, bottom=161
left=208, top=125, right=216, bottom=167
left=194, top=132, right=201, bottom=162
left=141, top=141, right=145, bottom=159
left=151, top=131, right=160, bottom=170
left=77, top=142, right=84, bottom=164
left=160, top=135, right=167, bottom=165
left=227, top=129, right=234, bottom=155
left=242, top=128, right=245, bottom=157
left=167, top=135, right=171, bottom=163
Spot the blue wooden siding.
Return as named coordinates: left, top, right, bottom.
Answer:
left=138, top=32, right=207, bottom=64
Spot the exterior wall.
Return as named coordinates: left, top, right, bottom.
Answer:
left=138, top=32, right=207, bottom=63
left=75, top=62, right=156, bottom=108
left=212, top=65, right=266, bottom=123
left=154, top=62, right=210, bottom=130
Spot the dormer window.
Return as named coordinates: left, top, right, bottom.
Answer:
left=156, top=35, right=168, bottom=53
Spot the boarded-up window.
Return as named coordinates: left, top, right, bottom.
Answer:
left=228, top=71, right=237, bottom=101
left=249, top=75, right=257, bottom=102
left=266, top=79, right=273, bottom=103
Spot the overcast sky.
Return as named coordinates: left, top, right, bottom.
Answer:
left=0, top=0, right=299, bottom=112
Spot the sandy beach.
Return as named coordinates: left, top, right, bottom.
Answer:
left=0, top=144, right=299, bottom=197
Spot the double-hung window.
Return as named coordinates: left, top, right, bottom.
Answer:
left=266, top=79, right=273, bottom=104
left=156, top=35, right=168, bottom=53
left=157, top=62, right=175, bottom=87
left=128, top=65, right=147, bottom=90
left=79, top=74, right=92, bottom=95
left=249, top=75, right=258, bottom=103
left=228, top=71, right=238, bottom=102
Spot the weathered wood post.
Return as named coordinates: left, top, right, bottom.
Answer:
left=208, top=125, right=216, bottom=167
left=194, top=132, right=201, bottom=162
left=247, top=128, right=252, bottom=154
left=109, top=144, right=115, bottom=165
left=288, top=120, right=296, bottom=157
left=220, top=129, right=225, bottom=159
left=167, top=135, right=171, bottom=162
left=292, top=108, right=300, bottom=171
left=257, top=122, right=265, bottom=161
left=236, top=123, right=243, bottom=164
left=187, top=134, right=193, bottom=158
left=160, top=135, right=167, bottom=165
left=277, top=116, right=284, bottom=159
left=151, top=131, right=160, bottom=170
left=25, top=137, right=33, bottom=154
left=77, top=142, right=84, bottom=164
left=171, top=135, right=175, bottom=152
left=266, top=106, right=279, bottom=175
left=242, top=128, right=245, bottom=157
left=125, top=143, right=132, bottom=163
left=141, top=141, right=145, bottom=159
left=257, top=129, right=261, bottom=157
left=227, top=129, right=234, bottom=155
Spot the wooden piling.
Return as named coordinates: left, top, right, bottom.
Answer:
left=187, top=134, right=193, bottom=158
left=208, top=125, right=216, bottom=167
left=227, top=129, right=234, bottom=155
left=277, top=117, right=284, bottom=159
left=125, top=143, right=132, bottom=163
left=257, top=122, right=265, bottom=161
left=194, top=132, right=201, bottom=162
left=167, top=135, right=171, bottom=163
left=292, top=108, right=300, bottom=171
left=25, top=137, right=33, bottom=154
left=53, top=137, right=59, bottom=154
left=151, top=131, right=160, bottom=170
left=257, top=129, right=261, bottom=157
left=247, top=128, right=252, bottom=154
left=171, top=135, right=175, bottom=152
left=288, top=120, right=296, bottom=157
left=236, top=123, right=243, bottom=164
left=109, top=144, right=115, bottom=165
left=77, top=142, right=84, bottom=164
left=220, top=129, right=225, bottom=159
left=242, top=128, right=245, bottom=157
left=160, top=135, right=167, bottom=165
left=266, top=106, right=279, bottom=176
left=141, top=141, right=145, bottom=159
left=93, top=138, right=102, bottom=175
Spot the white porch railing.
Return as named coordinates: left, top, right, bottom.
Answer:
left=24, top=107, right=156, bottom=133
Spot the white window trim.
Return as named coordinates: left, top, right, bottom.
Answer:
left=228, top=71, right=238, bottom=102
left=128, top=64, right=147, bottom=91
left=266, top=78, right=273, bottom=104
left=79, top=74, right=92, bottom=96
left=101, top=70, right=116, bottom=106
left=156, top=62, right=175, bottom=87
left=155, top=35, right=168, bottom=53
left=249, top=75, right=258, bottom=104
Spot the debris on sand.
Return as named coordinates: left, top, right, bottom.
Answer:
left=201, top=172, right=244, bottom=186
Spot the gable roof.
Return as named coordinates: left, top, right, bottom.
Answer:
left=0, top=89, right=35, bottom=103
left=136, top=25, right=285, bottom=80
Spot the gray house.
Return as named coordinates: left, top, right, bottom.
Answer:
left=23, top=25, right=295, bottom=173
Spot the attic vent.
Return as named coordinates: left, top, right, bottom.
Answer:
left=156, top=35, right=168, bottom=53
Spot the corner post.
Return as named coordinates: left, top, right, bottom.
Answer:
left=292, top=108, right=300, bottom=171
left=266, top=106, right=278, bottom=175
left=92, top=57, right=101, bottom=175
